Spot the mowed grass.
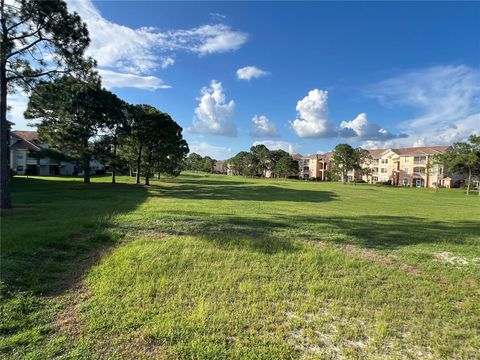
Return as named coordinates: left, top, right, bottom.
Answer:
left=1, top=173, right=479, bottom=359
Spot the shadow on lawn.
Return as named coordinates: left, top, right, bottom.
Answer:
left=149, top=183, right=338, bottom=203
left=2, top=177, right=150, bottom=296
left=139, top=209, right=480, bottom=252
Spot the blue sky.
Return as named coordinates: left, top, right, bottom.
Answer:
left=10, top=1, right=480, bottom=159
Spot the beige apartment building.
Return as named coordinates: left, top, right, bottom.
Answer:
left=354, top=145, right=460, bottom=188
left=292, top=152, right=333, bottom=180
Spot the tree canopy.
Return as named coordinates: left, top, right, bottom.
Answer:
left=1, top=0, right=93, bottom=208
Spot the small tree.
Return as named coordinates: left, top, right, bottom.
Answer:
left=250, top=144, right=270, bottom=177
left=354, top=147, right=372, bottom=183
left=436, top=135, right=480, bottom=196
left=1, top=0, right=93, bottom=208
left=269, top=149, right=289, bottom=178
left=332, top=144, right=356, bottom=183
left=201, top=156, right=216, bottom=173
left=184, top=153, right=203, bottom=171
left=275, top=155, right=298, bottom=180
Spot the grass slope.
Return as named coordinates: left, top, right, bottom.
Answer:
left=1, top=174, right=479, bottom=359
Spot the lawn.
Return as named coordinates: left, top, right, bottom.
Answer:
left=1, top=173, right=479, bottom=359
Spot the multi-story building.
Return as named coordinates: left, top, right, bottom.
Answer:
left=9, top=130, right=104, bottom=176
left=292, top=152, right=333, bottom=180
left=357, top=146, right=461, bottom=188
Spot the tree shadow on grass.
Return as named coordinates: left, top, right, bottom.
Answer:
left=149, top=183, right=338, bottom=203
left=2, top=177, right=150, bottom=295
left=130, top=209, right=480, bottom=252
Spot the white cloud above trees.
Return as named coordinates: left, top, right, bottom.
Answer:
left=364, top=65, right=480, bottom=148
left=192, top=80, right=237, bottom=137
left=291, top=89, right=337, bottom=138
left=250, top=115, right=278, bottom=137
left=252, top=140, right=297, bottom=154
left=99, top=69, right=170, bottom=90
left=67, top=0, right=248, bottom=89
left=236, top=66, right=269, bottom=81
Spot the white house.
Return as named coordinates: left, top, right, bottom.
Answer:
left=9, top=130, right=104, bottom=176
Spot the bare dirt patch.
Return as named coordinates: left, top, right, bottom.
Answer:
left=433, top=252, right=480, bottom=266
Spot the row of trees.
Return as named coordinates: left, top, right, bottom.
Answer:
left=25, top=78, right=188, bottom=186
left=0, top=0, right=188, bottom=208
left=227, top=145, right=298, bottom=179
left=183, top=153, right=217, bottom=173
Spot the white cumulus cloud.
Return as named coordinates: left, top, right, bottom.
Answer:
left=339, top=113, right=406, bottom=141
left=66, top=0, right=248, bottom=86
left=291, top=89, right=336, bottom=138
left=99, top=69, right=170, bottom=90
left=253, top=140, right=298, bottom=154
left=192, top=80, right=237, bottom=137
left=189, top=141, right=232, bottom=160
left=236, top=66, right=269, bottom=81
left=250, top=115, right=278, bottom=137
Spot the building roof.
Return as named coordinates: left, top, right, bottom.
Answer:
left=367, top=149, right=387, bottom=158
left=12, top=130, right=39, bottom=142
left=11, top=130, right=41, bottom=151
left=291, top=153, right=304, bottom=160
left=10, top=138, right=41, bottom=151
left=391, top=145, right=450, bottom=156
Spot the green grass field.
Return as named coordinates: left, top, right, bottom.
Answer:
left=1, top=173, right=479, bottom=359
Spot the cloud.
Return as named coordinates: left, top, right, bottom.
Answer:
left=192, top=80, right=237, bottom=137
left=339, top=113, right=407, bottom=141
left=99, top=69, right=170, bottom=90
left=236, top=66, right=269, bottom=81
left=189, top=141, right=232, bottom=160
left=67, top=0, right=248, bottom=74
left=210, top=12, right=227, bottom=21
left=366, top=64, right=480, bottom=148
left=160, top=56, right=175, bottom=69
left=7, top=92, right=29, bottom=129
left=250, top=115, right=278, bottom=137
left=291, top=89, right=337, bottom=138
left=253, top=140, right=298, bottom=154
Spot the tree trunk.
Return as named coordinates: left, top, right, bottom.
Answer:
left=467, top=167, right=471, bottom=196
left=145, top=146, right=153, bottom=186
left=157, top=172, right=160, bottom=180
left=111, top=135, right=117, bottom=184
left=0, top=52, right=11, bottom=208
left=83, top=157, right=90, bottom=184
left=135, top=146, right=142, bottom=184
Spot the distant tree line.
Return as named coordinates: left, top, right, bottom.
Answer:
left=0, top=0, right=188, bottom=209
left=227, top=144, right=298, bottom=179
left=183, top=153, right=217, bottom=173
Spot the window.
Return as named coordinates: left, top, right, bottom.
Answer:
left=413, top=167, right=425, bottom=174
left=16, top=154, right=24, bottom=160
left=403, top=167, right=409, bottom=174
left=404, top=157, right=409, bottom=163
left=380, top=168, right=388, bottom=173
left=16, top=165, right=23, bottom=172
left=381, top=158, right=388, bottom=164
left=414, top=156, right=427, bottom=164
left=403, top=178, right=409, bottom=186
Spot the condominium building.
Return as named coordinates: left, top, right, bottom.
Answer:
left=292, top=152, right=333, bottom=180
left=9, top=130, right=104, bottom=176
left=353, top=146, right=461, bottom=188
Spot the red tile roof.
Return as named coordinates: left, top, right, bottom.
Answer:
left=10, top=138, right=41, bottom=151
left=12, top=130, right=39, bottom=142
left=11, top=130, right=41, bottom=151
